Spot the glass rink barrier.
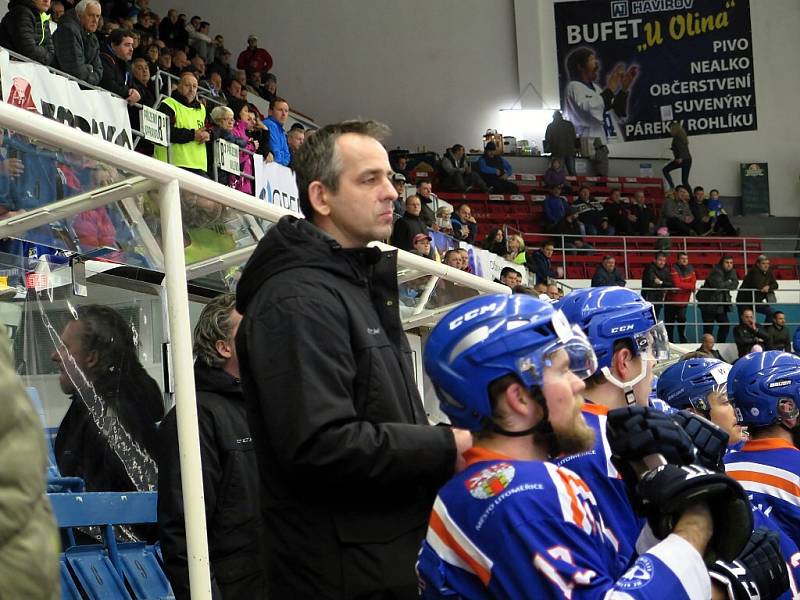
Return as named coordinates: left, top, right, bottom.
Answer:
left=0, top=101, right=506, bottom=599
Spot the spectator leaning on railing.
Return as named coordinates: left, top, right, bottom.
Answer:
left=263, top=96, right=290, bottom=166
left=0, top=0, right=55, bottom=66
left=154, top=71, right=209, bottom=176
left=99, top=28, right=141, bottom=104
left=53, top=0, right=102, bottom=84
left=736, top=254, right=778, bottom=322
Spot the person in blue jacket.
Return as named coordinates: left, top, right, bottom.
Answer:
left=476, top=142, right=517, bottom=194
left=262, top=97, right=291, bottom=166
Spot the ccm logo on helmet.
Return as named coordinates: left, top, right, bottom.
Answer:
left=610, top=324, right=635, bottom=334
left=449, top=303, right=498, bottom=330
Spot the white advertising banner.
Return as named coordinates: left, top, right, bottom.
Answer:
left=0, top=49, right=133, bottom=148
left=254, top=161, right=301, bottom=215
left=468, top=245, right=529, bottom=285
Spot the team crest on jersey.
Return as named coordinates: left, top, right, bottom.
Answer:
left=466, top=463, right=515, bottom=499
left=617, top=556, right=654, bottom=590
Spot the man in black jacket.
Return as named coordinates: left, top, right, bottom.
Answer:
left=641, top=252, right=673, bottom=319
left=761, top=311, right=791, bottom=352
left=158, top=294, right=265, bottom=600
left=696, top=256, right=739, bottom=343
left=734, top=308, right=767, bottom=358
left=235, top=120, right=471, bottom=600
left=99, top=29, right=141, bottom=104
left=437, top=144, right=487, bottom=192
left=390, top=194, right=428, bottom=252
left=736, top=254, right=778, bottom=322
left=53, top=0, right=102, bottom=85
left=591, top=255, right=626, bottom=287
left=0, top=0, right=54, bottom=66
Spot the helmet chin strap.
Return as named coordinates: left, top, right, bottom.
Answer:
left=600, top=362, right=648, bottom=406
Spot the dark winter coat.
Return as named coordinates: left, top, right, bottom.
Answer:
left=591, top=265, right=626, bottom=288
left=235, top=216, right=456, bottom=599
left=53, top=8, right=102, bottom=85
left=390, top=211, right=428, bottom=252
left=641, top=262, right=674, bottom=303
left=99, top=45, right=135, bottom=98
left=530, top=248, right=558, bottom=284
left=736, top=265, right=778, bottom=307
left=0, top=0, right=54, bottom=65
left=696, top=262, right=739, bottom=310
left=760, top=324, right=792, bottom=352
left=734, top=323, right=766, bottom=357
left=158, top=16, right=188, bottom=50
left=158, top=365, right=265, bottom=600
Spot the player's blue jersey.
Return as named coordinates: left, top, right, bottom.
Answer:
left=417, top=447, right=710, bottom=599
left=552, top=403, right=644, bottom=569
left=724, top=438, right=800, bottom=546
left=751, top=507, right=800, bottom=599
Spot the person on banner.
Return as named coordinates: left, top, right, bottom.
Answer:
left=563, top=47, right=637, bottom=176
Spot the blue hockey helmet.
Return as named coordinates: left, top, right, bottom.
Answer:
left=728, top=351, right=800, bottom=428
left=657, top=358, right=732, bottom=413
left=424, top=293, right=597, bottom=431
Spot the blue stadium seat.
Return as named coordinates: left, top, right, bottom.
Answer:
left=60, top=556, right=83, bottom=600
left=117, top=542, right=174, bottom=599
left=64, top=545, right=132, bottom=599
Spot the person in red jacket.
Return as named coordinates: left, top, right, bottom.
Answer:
left=236, top=34, right=272, bottom=73
left=665, top=251, right=696, bottom=343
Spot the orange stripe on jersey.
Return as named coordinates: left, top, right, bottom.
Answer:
left=557, top=469, right=585, bottom=530
left=582, top=403, right=609, bottom=416
left=729, top=470, right=800, bottom=499
left=464, top=446, right=514, bottom=468
left=742, top=438, right=798, bottom=452
left=429, top=509, right=492, bottom=585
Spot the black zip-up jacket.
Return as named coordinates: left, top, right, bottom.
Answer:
left=235, top=216, right=456, bottom=599
left=641, top=263, right=674, bottom=303
left=53, top=9, right=102, bottom=85
left=157, top=365, right=265, bottom=600
left=390, top=211, right=428, bottom=252
left=0, top=0, right=54, bottom=65
left=99, top=45, right=135, bottom=99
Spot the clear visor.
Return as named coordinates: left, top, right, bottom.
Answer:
left=778, top=398, right=799, bottom=421
left=518, top=324, right=598, bottom=383
left=633, top=322, right=670, bottom=361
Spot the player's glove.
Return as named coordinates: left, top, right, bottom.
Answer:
left=607, top=406, right=697, bottom=466
left=671, top=409, right=730, bottom=472
left=636, top=463, right=752, bottom=563
left=709, top=528, right=789, bottom=600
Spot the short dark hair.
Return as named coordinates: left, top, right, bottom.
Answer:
left=416, top=180, right=430, bottom=188
left=774, top=311, right=785, bottom=319
left=451, top=143, right=464, bottom=153
left=655, top=251, right=667, bottom=260
left=566, top=47, right=594, bottom=78
left=602, top=254, right=615, bottom=262
left=294, top=120, right=391, bottom=220
left=677, top=252, right=688, bottom=259
left=269, top=96, right=288, bottom=111
left=674, top=184, right=689, bottom=193
left=500, top=267, right=520, bottom=278
left=693, top=186, right=704, bottom=193
left=542, top=240, right=555, bottom=249
left=108, top=28, right=134, bottom=46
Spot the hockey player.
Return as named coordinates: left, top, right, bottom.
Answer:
left=725, top=351, right=800, bottom=546
left=418, top=293, right=768, bottom=599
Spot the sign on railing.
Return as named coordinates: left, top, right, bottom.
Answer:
left=255, top=161, right=300, bottom=215
left=216, top=139, right=240, bottom=175
left=140, top=105, right=169, bottom=147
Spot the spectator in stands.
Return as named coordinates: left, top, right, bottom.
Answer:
left=696, top=256, right=738, bottom=343
left=50, top=0, right=64, bottom=23
left=158, top=8, right=187, bottom=50
left=224, top=77, right=243, bottom=104
left=99, top=28, right=141, bottom=104
left=213, top=47, right=235, bottom=82
left=543, top=184, right=568, bottom=231
left=435, top=206, right=453, bottom=236
left=664, top=251, right=696, bottom=343
left=0, top=327, right=60, bottom=598
left=505, top=233, right=528, bottom=267
left=443, top=249, right=462, bottom=269
left=391, top=153, right=409, bottom=178
left=245, top=69, right=266, bottom=98
left=706, top=188, right=738, bottom=236
left=438, top=143, right=487, bottom=192
left=591, top=255, right=625, bottom=287
left=542, top=158, right=570, bottom=194
left=603, top=189, right=640, bottom=236
left=734, top=308, right=767, bottom=357
left=0, top=0, right=55, bottom=66
left=53, top=0, right=102, bottom=85
left=761, top=310, right=791, bottom=352
left=572, top=185, right=604, bottom=235
left=662, top=185, right=701, bottom=235
left=237, top=33, right=272, bottom=73
left=53, top=305, right=163, bottom=492
left=391, top=172, right=406, bottom=216
left=498, top=266, right=522, bottom=288
left=263, top=97, right=290, bottom=166
left=476, top=142, right=518, bottom=194
left=530, top=240, right=559, bottom=285
left=154, top=71, right=209, bottom=176
left=158, top=294, right=264, bottom=600
left=208, top=104, right=244, bottom=186
left=696, top=333, right=725, bottom=361
left=481, top=227, right=506, bottom=256
left=411, top=233, right=433, bottom=259
left=450, top=203, right=477, bottom=244
left=457, top=247, right=470, bottom=271
left=641, top=252, right=673, bottom=319
left=170, top=48, right=191, bottom=75
left=243, top=103, right=272, bottom=163
left=547, top=283, right=561, bottom=300
left=737, top=254, right=778, bottom=321
left=415, top=180, right=437, bottom=228
left=662, top=122, right=691, bottom=190
left=631, top=190, right=655, bottom=234
left=188, top=19, right=214, bottom=66
left=261, top=72, right=278, bottom=103
left=191, top=55, right=206, bottom=79
left=689, top=186, right=712, bottom=235
left=205, top=70, right=223, bottom=98
left=287, top=126, right=304, bottom=165
left=544, top=110, right=577, bottom=175
left=390, top=194, right=427, bottom=252
left=554, top=206, right=591, bottom=253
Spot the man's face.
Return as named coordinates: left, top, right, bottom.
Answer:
left=51, top=321, right=90, bottom=395
left=392, top=181, right=404, bottom=197
left=288, top=130, right=305, bottom=152
left=694, top=189, right=705, bottom=202
left=551, top=186, right=562, bottom=197
left=113, top=36, right=135, bottom=61
left=707, top=390, right=744, bottom=445
left=191, top=56, right=205, bottom=75
left=405, top=196, right=421, bottom=216
left=158, top=54, right=171, bottom=69
left=542, top=244, right=554, bottom=258
left=547, top=285, right=559, bottom=300
left=132, top=60, right=149, bottom=84
left=774, top=313, right=786, bottom=328
left=758, top=258, right=770, bottom=272
left=209, top=72, right=222, bottom=91
left=579, top=188, right=590, bottom=201
left=678, top=254, right=689, bottom=266
left=176, top=75, right=198, bottom=103
left=270, top=101, right=289, bottom=125
left=702, top=334, right=715, bottom=350
left=51, top=2, right=64, bottom=20
left=453, top=146, right=464, bottom=160
left=634, top=192, right=645, bottom=203
left=444, top=253, right=461, bottom=268
left=610, top=191, right=621, bottom=203
left=417, top=182, right=432, bottom=199
left=33, top=0, right=50, bottom=12
left=458, top=206, right=471, bottom=221
left=80, top=3, right=101, bottom=32
left=265, top=79, right=277, bottom=94
left=174, top=51, right=190, bottom=68
left=677, top=187, right=690, bottom=201
left=541, top=349, right=595, bottom=454
left=722, top=258, right=734, bottom=272
left=247, top=37, right=257, bottom=48
left=228, top=80, right=242, bottom=98
left=319, top=133, right=396, bottom=247
left=604, top=258, right=615, bottom=271
left=500, top=272, right=521, bottom=287
left=655, top=255, right=666, bottom=269
left=741, top=310, right=755, bottom=328
left=396, top=156, right=407, bottom=170
left=168, top=9, right=177, bottom=22
left=414, top=239, right=431, bottom=255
